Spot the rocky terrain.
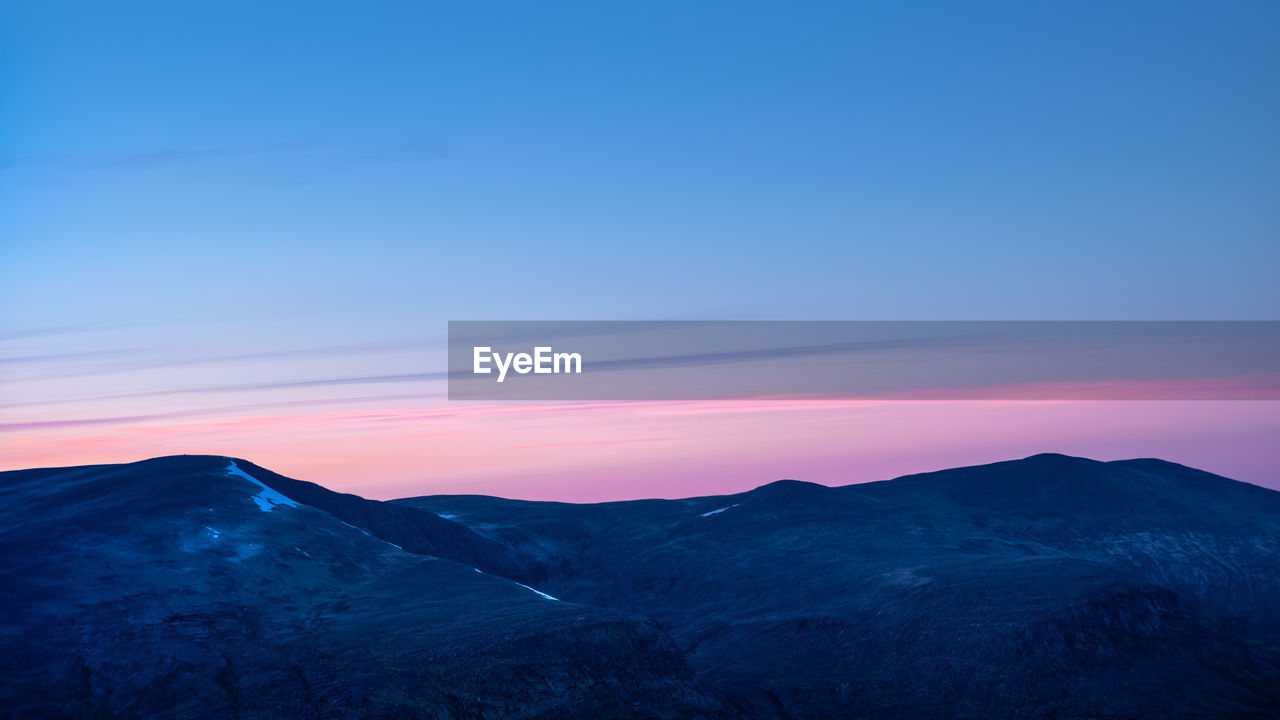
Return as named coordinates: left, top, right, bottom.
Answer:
left=3, top=453, right=1279, bottom=718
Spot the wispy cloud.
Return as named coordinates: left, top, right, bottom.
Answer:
left=577, top=335, right=991, bottom=373
left=0, top=349, right=143, bottom=365
left=0, top=141, right=313, bottom=172
left=0, top=392, right=443, bottom=432
left=502, top=438, right=669, bottom=450
left=0, top=138, right=450, bottom=173
left=3, top=336, right=447, bottom=403
left=1, top=371, right=450, bottom=411
left=0, top=324, right=109, bottom=342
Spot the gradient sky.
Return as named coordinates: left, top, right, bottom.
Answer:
left=2, top=1, right=1278, bottom=499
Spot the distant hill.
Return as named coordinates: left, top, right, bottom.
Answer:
left=0, top=456, right=720, bottom=719
left=3, top=453, right=1279, bottom=718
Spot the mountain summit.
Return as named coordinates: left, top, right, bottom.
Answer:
left=3, top=454, right=1278, bottom=718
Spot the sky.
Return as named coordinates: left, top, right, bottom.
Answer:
left=2, top=1, right=1278, bottom=499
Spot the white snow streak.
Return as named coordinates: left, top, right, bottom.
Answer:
left=226, top=460, right=298, bottom=512
left=513, top=581, right=559, bottom=601
left=340, top=521, right=373, bottom=536
left=341, top=520, right=402, bottom=551
left=474, top=568, right=559, bottom=601
left=700, top=504, right=739, bottom=518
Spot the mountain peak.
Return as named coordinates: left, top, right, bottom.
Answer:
left=1018, top=452, right=1093, bottom=464
left=745, top=478, right=830, bottom=501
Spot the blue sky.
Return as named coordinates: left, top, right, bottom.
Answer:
left=4, top=1, right=1278, bottom=333
left=1, top=2, right=1278, bottom=495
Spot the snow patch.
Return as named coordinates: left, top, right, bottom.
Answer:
left=513, top=581, right=559, bottom=601
left=226, top=460, right=298, bottom=512
left=474, top=568, right=559, bottom=601
left=340, top=520, right=402, bottom=550
left=205, top=526, right=221, bottom=539
left=700, top=503, right=740, bottom=518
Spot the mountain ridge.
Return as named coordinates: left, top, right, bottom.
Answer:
left=7, top=450, right=1268, bottom=504
left=3, top=453, right=1278, bottom=718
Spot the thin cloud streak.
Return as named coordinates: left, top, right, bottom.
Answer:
left=0, top=349, right=145, bottom=365
left=0, top=392, right=443, bottom=432
left=9, top=337, right=444, bottom=383
left=502, top=438, right=669, bottom=450
left=0, top=141, right=313, bottom=171
left=0, top=138, right=450, bottom=173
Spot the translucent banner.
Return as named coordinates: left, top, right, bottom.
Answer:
left=447, top=321, right=1280, bottom=401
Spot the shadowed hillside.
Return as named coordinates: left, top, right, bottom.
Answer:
left=396, top=454, right=1280, bottom=719
left=0, top=456, right=722, bottom=720
left=3, top=453, right=1278, bottom=718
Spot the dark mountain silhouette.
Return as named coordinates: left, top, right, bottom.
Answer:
left=0, top=456, right=720, bottom=720
left=3, top=453, right=1279, bottom=718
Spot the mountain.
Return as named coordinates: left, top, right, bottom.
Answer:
left=396, top=454, right=1280, bottom=719
left=3, top=453, right=1279, bottom=718
left=0, top=456, right=722, bottom=720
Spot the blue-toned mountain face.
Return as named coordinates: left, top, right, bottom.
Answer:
left=0, top=456, right=721, bottom=720
left=399, top=454, right=1280, bottom=719
left=3, top=453, right=1279, bottom=718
